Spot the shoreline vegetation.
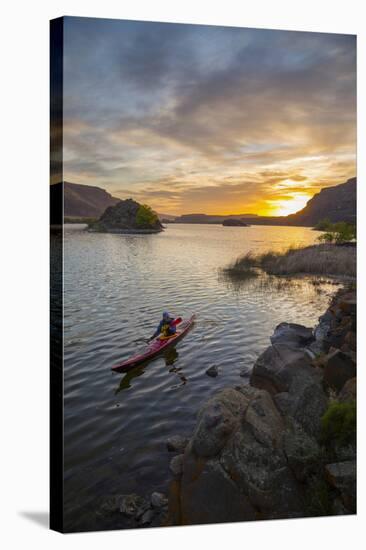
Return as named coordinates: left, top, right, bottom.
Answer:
left=224, top=243, right=356, bottom=280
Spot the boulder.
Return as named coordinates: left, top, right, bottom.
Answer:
left=323, top=349, right=356, bottom=392
left=119, top=494, right=149, bottom=518
left=344, top=331, right=356, bottom=352
left=169, top=454, right=184, bottom=478
left=178, top=386, right=305, bottom=522
left=191, top=388, right=245, bottom=457
left=220, top=424, right=303, bottom=518
left=338, top=295, right=356, bottom=316
left=283, top=424, right=322, bottom=481
left=250, top=343, right=313, bottom=394
left=205, top=365, right=219, bottom=377
left=270, top=323, right=314, bottom=347
left=338, top=377, right=356, bottom=403
left=284, top=366, right=328, bottom=438
left=326, top=321, right=354, bottom=349
left=139, top=509, right=155, bottom=526
left=180, top=459, right=257, bottom=525
left=238, top=385, right=285, bottom=447
left=151, top=492, right=168, bottom=508
left=325, top=461, right=356, bottom=512
left=100, top=495, right=125, bottom=514
left=166, top=435, right=189, bottom=453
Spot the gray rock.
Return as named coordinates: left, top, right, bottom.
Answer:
left=285, top=366, right=328, bottom=438
left=325, top=461, right=356, bottom=512
left=244, top=386, right=285, bottom=447
left=166, top=435, right=189, bottom=453
left=306, top=339, right=327, bottom=357
left=150, top=491, right=168, bottom=508
left=323, top=349, right=356, bottom=392
left=334, top=441, right=356, bottom=462
left=191, top=388, right=245, bottom=457
left=169, top=454, right=184, bottom=477
left=139, top=509, right=155, bottom=526
left=343, top=331, right=356, bottom=352
left=119, top=494, right=148, bottom=518
left=338, top=377, right=356, bottom=403
left=178, top=385, right=304, bottom=522
left=331, top=497, right=350, bottom=515
left=180, top=458, right=257, bottom=524
left=283, top=424, right=322, bottom=481
left=239, top=366, right=250, bottom=377
left=220, top=424, right=303, bottom=518
left=250, top=343, right=312, bottom=394
left=338, top=295, right=356, bottom=316
left=206, top=365, right=219, bottom=377
left=100, top=495, right=124, bottom=514
left=271, top=322, right=314, bottom=347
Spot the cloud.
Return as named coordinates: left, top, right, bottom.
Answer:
left=61, top=17, right=356, bottom=214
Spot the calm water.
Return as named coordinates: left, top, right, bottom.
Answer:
left=61, top=223, right=340, bottom=531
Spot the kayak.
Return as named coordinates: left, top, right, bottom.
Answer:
left=111, top=315, right=195, bottom=373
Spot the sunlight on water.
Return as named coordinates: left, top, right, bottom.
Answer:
left=60, top=223, right=340, bottom=530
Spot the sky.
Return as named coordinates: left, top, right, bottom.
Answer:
left=62, top=17, right=356, bottom=216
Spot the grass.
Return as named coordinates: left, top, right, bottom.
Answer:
left=224, top=244, right=356, bottom=279
left=321, top=401, right=356, bottom=446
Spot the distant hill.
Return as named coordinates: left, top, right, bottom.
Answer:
left=173, top=213, right=258, bottom=224
left=63, top=181, right=120, bottom=217
left=50, top=182, right=120, bottom=220
left=174, top=178, right=356, bottom=227
left=285, top=177, right=356, bottom=226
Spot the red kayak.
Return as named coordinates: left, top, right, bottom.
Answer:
left=111, top=315, right=195, bottom=373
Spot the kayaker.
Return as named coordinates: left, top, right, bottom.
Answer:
left=150, top=311, right=177, bottom=340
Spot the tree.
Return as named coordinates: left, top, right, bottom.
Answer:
left=317, top=221, right=356, bottom=244
left=136, top=204, right=159, bottom=227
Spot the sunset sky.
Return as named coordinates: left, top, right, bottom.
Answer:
left=62, top=17, right=356, bottom=216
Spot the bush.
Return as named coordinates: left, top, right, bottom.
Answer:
left=321, top=401, right=356, bottom=446
left=136, top=204, right=159, bottom=227
left=317, top=222, right=356, bottom=244
left=315, top=218, right=332, bottom=231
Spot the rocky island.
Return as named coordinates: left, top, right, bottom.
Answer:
left=222, top=219, right=250, bottom=227
left=87, top=199, right=163, bottom=234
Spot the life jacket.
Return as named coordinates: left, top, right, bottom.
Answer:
left=161, top=319, right=176, bottom=336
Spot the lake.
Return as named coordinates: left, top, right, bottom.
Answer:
left=60, top=223, right=340, bottom=531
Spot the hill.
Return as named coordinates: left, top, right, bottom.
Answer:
left=174, top=177, right=356, bottom=227
left=51, top=181, right=120, bottom=219
left=285, top=177, right=356, bottom=226
left=173, top=213, right=258, bottom=224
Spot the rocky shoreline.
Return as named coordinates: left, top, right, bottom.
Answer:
left=99, top=286, right=356, bottom=528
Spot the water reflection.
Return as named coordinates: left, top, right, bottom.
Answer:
left=114, top=345, right=186, bottom=393
left=115, top=364, right=146, bottom=393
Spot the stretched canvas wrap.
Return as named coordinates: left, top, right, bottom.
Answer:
left=50, top=16, right=357, bottom=533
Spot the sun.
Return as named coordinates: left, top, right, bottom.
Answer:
left=266, top=192, right=311, bottom=217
